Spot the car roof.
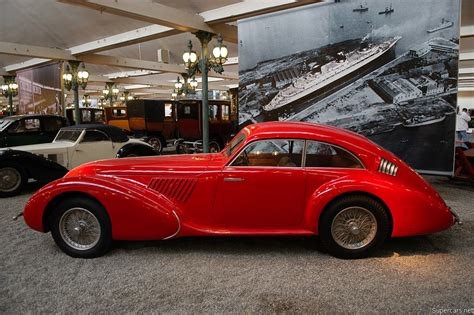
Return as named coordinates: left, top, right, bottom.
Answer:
left=62, top=124, right=129, bottom=143
left=243, top=121, right=378, bottom=151
left=0, top=114, right=66, bottom=121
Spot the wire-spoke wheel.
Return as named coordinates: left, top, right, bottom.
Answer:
left=331, top=207, right=377, bottom=250
left=50, top=197, right=112, bottom=258
left=0, top=164, right=26, bottom=198
left=59, top=208, right=101, bottom=251
left=319, top=195, right=389, bottom=259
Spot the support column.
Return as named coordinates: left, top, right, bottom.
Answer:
left=8, top=93, right=13, bottom=116
left=73, top=86, right=80, bottom=124
left=195, top=31, right=214, bottom=153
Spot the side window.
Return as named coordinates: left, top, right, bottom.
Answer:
left=232, top=139, right=304, bottom=167
left=221, top=105, right=230, bottom=120
left=81, top=130, right=109, bottom=142
left=8, top=119, right=40, bottom=134
left=112, top=109, right=126, bottom=117
left=43, top=118, right=64, bottom=132
left=94, top=111, right=104, bottom=123
left=305, top=141, right=363, bottom=168
left=209, top=105, right=218, bottom=121
left=82, top=110, right=92, bottom=123
left=164, top=103, right=173, bottom=119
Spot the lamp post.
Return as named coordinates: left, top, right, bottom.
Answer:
left=63, top=61, right=89, bottom=124
left=1, top=76, right=18, bottom=116
left=183, top=32, right=228, bottom=152
left=119, top=90, right=133, bottom=104
left=103, top=82, right=119, bottom=107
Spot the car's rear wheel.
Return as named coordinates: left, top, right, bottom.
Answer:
left=319, top=195, right=389, bottom=259
left=0, top=163, right=27, bottom=198
left=49, top=197, right=112, bottom=258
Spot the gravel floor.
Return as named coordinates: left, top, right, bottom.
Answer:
left=1, top=177, right=473, bottom=313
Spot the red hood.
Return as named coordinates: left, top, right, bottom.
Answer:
left=66, top=153, right=227, bottom=177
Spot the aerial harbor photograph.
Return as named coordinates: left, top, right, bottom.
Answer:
left=238, top=0, right=461, bottom=173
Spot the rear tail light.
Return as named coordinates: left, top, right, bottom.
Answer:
left=378, top=158, right=398, bottom=176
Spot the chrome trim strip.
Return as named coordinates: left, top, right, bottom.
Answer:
left=223, top=177, right=245, bottom=182
left=163, top=210, right=181, bottom=240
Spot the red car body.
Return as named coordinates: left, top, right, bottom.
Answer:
left=23, top=122, right=458, bottom=258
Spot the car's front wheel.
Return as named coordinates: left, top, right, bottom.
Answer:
left=319, top=195, right=389, bottom=259
left=0, top=163, right=27, bottom=198
left=49, top=197, right=112, bottom=258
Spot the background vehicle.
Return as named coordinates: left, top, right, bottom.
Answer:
left=0, top=115, right=68, bottom=148
left=66, top=108, right=105, bottom=125
left=104, top=106, right=130, bottom=132
left=126, top=99, right=236, bottom=152
left=22, top=122, right=459, bottom=259
left=0, top=124, right=156, bottom=197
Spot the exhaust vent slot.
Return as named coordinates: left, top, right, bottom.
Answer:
left=378, top=158, right=398, bottom=176
left=148, top=177, right=198, bottom=203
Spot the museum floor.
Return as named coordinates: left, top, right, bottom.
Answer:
left=1, top=176, right=473, bottom=313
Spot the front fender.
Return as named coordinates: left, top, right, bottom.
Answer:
left=24, top=175, right=179, bottom=240
left=304, top=174, right=407, bottom=237
left=0, top=149, right=68, bottom=181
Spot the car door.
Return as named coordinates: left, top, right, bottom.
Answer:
left=213, top=139, right=306, bottom=228
left=40, top=117, right=64, bottom=143
left=69, top=129, right=115, bottom=168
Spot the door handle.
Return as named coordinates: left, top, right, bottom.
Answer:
left=224, top=177, right=245, bottom=182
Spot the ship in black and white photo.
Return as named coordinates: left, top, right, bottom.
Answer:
left=353, top=4, right=368, bottom=12
left=427, top=18, right=454, bottom=33
left=263, top=37, right=400, bottom=113
left=378, top=4, right=394, bottom=15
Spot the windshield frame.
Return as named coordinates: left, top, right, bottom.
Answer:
left=225, top=131, right=247, bottom=157
left=53, top=129, right=85, bottom=143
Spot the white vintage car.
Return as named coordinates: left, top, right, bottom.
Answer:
left=0, top=124, right=157, bottom=197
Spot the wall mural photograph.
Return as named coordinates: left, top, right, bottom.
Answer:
left=238, top=0, right=461, bottom=174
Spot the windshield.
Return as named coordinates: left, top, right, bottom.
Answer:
left=54, top=129, right=83, bottom=142
left=0, top=119, right=13, bottom=132
left=226, top=131, right=247, bottom=157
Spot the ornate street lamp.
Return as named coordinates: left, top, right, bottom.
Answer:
left=171, top=74, right=198, bottom=99
left=119, top=90, right=133, bottom=104
left=1, top=75, right=18, bottom=116
left=82, top=94, right=92, bottom=107
left=97, top=97, right=106, bottom=108
left=183, top=32, right=228, bottom=153
left=103, top=82, right=119, bottom=106
left=63, top=61, right=89, bottom=124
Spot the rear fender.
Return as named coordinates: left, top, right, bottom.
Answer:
left=304, top=174, right=406, bottom=236
left=24, top=175, right=180, bottom=240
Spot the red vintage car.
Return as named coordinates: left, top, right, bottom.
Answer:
left=22, top=122, right=460, bottom=259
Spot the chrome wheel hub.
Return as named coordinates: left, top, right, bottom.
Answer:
left=331, top=206, right=377, bottom=250
left=0, top=167, right=21, bottom=192
left=59, top=208, right=101, bottom=251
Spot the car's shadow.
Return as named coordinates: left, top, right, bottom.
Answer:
left=112, top=231, right=462, bottom=259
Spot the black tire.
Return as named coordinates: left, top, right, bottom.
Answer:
left=147, top=135, right=165, bottom=153
left=49, top=197, right=112, bottom=258
left=319, top=195, right=389, bottom=259
left=209, top=140, right=221, bottom=153
left=0, top=162, right=27, bottom=198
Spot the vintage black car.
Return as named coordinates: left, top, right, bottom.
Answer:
left=0, top=114, right=69, bottom=148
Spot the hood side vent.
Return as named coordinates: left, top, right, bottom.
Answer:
left=148, top=177, right=198, bottom=203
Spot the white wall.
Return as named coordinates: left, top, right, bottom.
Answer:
left=458, top=91, right=474, bottom=110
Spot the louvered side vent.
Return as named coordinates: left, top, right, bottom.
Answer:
left=148, top=178, right=198, bottom=203
left=378, top=158, right=398, bottom=176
